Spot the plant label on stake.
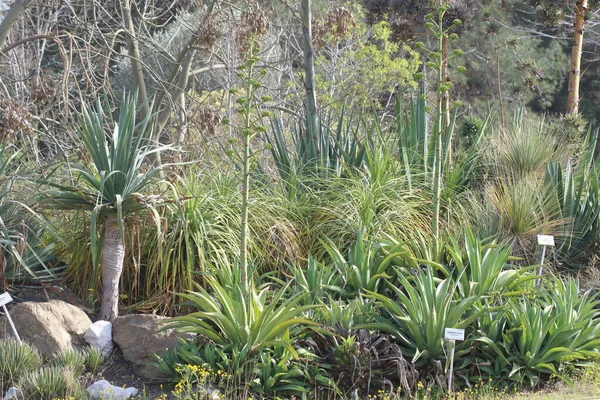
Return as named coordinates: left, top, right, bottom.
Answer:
left=0, top=292, right=22, bottom=344
left=536, top=235, right=555, bottom=287
left=444, top=328, right=464, bottom=392
left=537, top=235, right=555, bottom=246
left=444, top=328, right=465, bottom=341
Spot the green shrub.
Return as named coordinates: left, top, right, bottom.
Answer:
left=156, top=273, right=317, bottom=397
left=52, top=349, right=87, bottom=376
left=19, top=366, right=88, bottom=400
left=366, top=268, right=488, bottom=366
left=83, top=346, right=106, bottom=373
left=0, top=339, right=42, bottom=389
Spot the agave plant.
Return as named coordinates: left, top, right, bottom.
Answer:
left=0, top=339, right=42, bottom=389
left=0, top=148, right=61, bottom=286
left=285, top=254, right=342, bottom=305
left=446, top=230, right=536, bottom=297
left=41, top=97, right=165, bottom=321
left=162, top=276, right=317, bottom=361
left=544, top=130, right=600, bottom=268
left=158, top=275, right=318, bottom=396
left=266, top=108, right=367, bottom=192
left=477, top=281, right=600, bottom=387
left=366, top=268, right=487, bottom=365
left=540, top=278, right=600, bottom=354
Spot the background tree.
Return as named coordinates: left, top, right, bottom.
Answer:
left=567, top=0, right=589, bottom=115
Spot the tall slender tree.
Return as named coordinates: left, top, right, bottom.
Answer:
left=302, top=0, right=319, bottom=142
left=567, top=0, right=589, bottom=115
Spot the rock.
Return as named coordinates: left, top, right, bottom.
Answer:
left=84, top=320, right=113, bottom=356
left=112, top=314, right=193, bottom=381
left=0, top=300, right=91, bottom=358
left=2, top=387, right=23, bottom=400
left=87, top=380, right=138, bottom=400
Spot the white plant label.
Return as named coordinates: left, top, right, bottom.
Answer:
left=0, top=292, right=12, bottom=307
left=444, top=328, right=465, bottom=341
left=537, top=235, right=555, bottom=246
left=0, top=292, right=21, bottom=344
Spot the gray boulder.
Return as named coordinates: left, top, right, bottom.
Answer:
left=87, top=380, right=138, bottom=399
left=112, top=314, right=193, bottom=380
left=2, top=387, right=24, bottom=400
left=0, top=300, right=91, bottom=358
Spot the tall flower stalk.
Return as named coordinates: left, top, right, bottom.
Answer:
left=416, top=1, right=465, bottom=248
left=223, top=37, right=271, bottom=288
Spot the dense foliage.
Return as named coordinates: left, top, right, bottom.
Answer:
left=2, top=0, right=600, bottom=398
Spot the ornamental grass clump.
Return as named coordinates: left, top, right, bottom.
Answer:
left=83, top=346, right=105, bottom=373
left=52, top=349, right=87, bottom=376
left=0, top=339, right=42, bottom=391
left=18, top=365, right=89, bottom=400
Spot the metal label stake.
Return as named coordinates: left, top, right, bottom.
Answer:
left=0, top=292, right=22, bottom=344
left=536, top=235, right=555, bottom=287
left=445, top=327, right=464, bottom=392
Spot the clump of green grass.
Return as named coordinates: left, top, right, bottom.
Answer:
left=52, top=349, right=87, bottom=376
left=0, top=339, right=42, bottom=390
left=83, top=346, right=105, bottom=373
left=18, top=365, right=89, bottom=400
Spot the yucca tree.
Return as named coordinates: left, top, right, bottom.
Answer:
left=41, top=97, right=164, bottom=322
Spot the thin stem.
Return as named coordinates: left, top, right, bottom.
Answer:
left=240, top=49, right=255, bottom=291
left=432, top=6, right=445, bottom=249
left=494, top=33, right=506, bottom=134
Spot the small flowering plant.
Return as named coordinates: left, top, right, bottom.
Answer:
left=171, top=363, right=230, bottom=400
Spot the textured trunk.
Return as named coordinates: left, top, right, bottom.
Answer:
left=302, top=0, right=319, bottom=143
left=567, top=0, right=588, bottom=115
left=0, top=0, right=34, bottom=50
left=100, top=218, right=125, bottom=322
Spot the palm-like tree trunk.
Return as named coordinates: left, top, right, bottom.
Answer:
left=100, top=217, right=125, bottom=322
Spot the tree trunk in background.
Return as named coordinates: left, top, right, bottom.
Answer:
left=119, top=0, right=161, bottom=166
left=567, top=0, right=588, bottom=115
left=302, top=0, right=318, bottom=144
left=0, top=0, right=34, bottom=50
left=100, top=218, right=125, bottom=322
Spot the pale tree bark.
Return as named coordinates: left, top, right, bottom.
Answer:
left=118, top=1, right=219, bottom=165
left=119, top=0, right=151, bottom=119
left=100, top=218, right=125, bottom=322
left=567, top=0, right=589, bottom=115
left=118, top=0, right=160, bottom=166
left=302, top=0, right=318, bottom=142
left=0, top=0, right=34, bottom=50
left=154, top=44, right=198, bottom=138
